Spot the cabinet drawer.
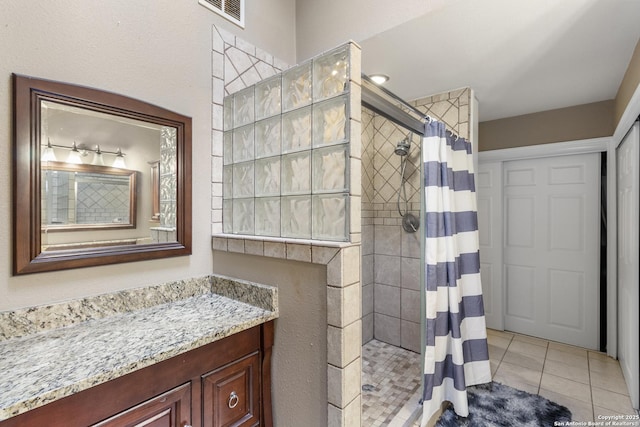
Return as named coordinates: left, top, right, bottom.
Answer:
left=92, top=383, right=191, bottom=427
left=202, top=352, right=260, bottom=427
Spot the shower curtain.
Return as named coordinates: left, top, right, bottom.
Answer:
left=421, top=120, right=491, bottom=425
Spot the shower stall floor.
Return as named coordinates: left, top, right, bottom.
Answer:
left=362, top=339, right=423, bottom=426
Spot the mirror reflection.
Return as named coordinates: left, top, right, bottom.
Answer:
left=40, top=100, right=178, bottom=251
left=13, top=73, right=192, bottom=275
left=42, top=162, right=136, bottom=229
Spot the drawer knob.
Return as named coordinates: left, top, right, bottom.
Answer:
left=228, top=391, right=239, bottom=409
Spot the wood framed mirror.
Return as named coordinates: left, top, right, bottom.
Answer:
left=13, top=74, right=192, bottom=274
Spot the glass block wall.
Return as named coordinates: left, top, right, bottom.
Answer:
left=222, top=43, right=358, bottom=241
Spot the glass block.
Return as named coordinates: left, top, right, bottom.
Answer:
left=255, top=157, right=280, bottom=197
left=255, top=116, right=281, bottom=159
left=282, top=106, right=311, bottom=153
left=223, top=95, right=233, bottom=131
left=232, top=198, right=254, bottom=234
left=313, top=45, right=349, bottom=101
left=255, top=75, right=282, bottom=120
left=312, top=194, right=348, bottom=241
left=281, top=195, right=311, bottom=239
left=232, top=161, right=254, bottom=198
left=312, top=95, right=348, bottom=147
left=233, top=87, right=254, bottom=128
left=233, top=124, right=254, bottom=163
left=281, top=151, right=310, bottom=195
left=223, top=131, right=233, bottom=165
left=223, top=200, right=233, bottom=233
left=223, top=165, right=233, bottom=199
left=282, top=61, right=312, bottom=112
left=255, top=197, right=280, bottom=237
left=312, top=145, right=348, bottom=193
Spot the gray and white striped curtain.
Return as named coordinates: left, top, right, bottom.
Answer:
left=421, top=120, right=491, bottom=425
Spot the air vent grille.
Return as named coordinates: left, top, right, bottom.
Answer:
left=199, top=0, right=244, bottom=27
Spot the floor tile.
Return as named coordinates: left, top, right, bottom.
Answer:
left=543, top=358, right=590, bottom=384
left=486, top=329, right=515, bottom=340
left=539, top=388, right=594, bottom=422
left=591, top=387, right=636, bottom=415
left=503, top=349, right=545, bottom=371
left=362, top=330, right=634, bottom=427
left=590, top=369, right=629, bottom=395
left=588, top=350, right=613, bottom=363
left=487, top=334, right=512, bottom=350
left=512, top=333, right=549, bottom=347
left=488, top=343, right=507, bottom=362
left=589, top=356, right=624, bottom=376
left=361, top=340, right=421, bottom=426
left=546, top=348, right=589, bottom=369
left=540, top=373, right=592, bottom=404
left=548, top=341, right=589, bottom=358
left=493, top=361, right=541, bottom=394
left=507, top=340, right=548, bottom=359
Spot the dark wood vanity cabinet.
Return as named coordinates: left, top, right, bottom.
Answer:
left=0, top=322, right=274, bottom=427
left=92, top=383, right=192, bottom=427
left=202, top=353, right=261, bottom=427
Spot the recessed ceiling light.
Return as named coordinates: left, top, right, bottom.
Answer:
left=370, top=74, right=390, bottom=85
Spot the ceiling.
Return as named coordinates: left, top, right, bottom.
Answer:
left=359, top=0, right=640, bottom=122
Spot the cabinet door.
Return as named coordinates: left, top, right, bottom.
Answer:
left=202, top=352, right=260, bottom=427
left=92, top=383, right=191, bottom=427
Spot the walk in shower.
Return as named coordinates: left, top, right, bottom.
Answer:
left=360, top=76, right=478, bottom=425
left=213, top=32, right=479, bottom=425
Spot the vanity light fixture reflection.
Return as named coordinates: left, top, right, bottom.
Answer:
left=112, top=148, right=126, bottom=168
left=41, top=139, right=57, bottom=162
left=42, top=141, right=128, bottom=168
left=66, top=141, right=83, bottom=164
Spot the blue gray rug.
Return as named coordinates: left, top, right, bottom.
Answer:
left=436, top=382, right=572, bottom=427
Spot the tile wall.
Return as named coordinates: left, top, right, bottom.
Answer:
left=210, top=27, right=364, bottom=426
left=362, top=88, right=472, bottom=352
left=210, top=26, right=288, bottom=235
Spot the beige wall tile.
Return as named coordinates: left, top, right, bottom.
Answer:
left=374, top=313, right=400, bottom=346
left=374, top=284, right=401, bottom=318
left=401, top=319, right=421, bottom=353
left=374, top=254, right=401, bottom=286
left=400, top=289, right=420, bottom=322
left=401, top=257, right=420, bottom=291
left=375, top=225, right=401, bottom=256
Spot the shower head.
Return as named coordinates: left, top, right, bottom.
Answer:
left=394, top=137, right=411, bottom=156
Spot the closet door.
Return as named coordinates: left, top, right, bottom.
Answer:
left=616, top=122, right=639, bottom=409
left=477, top=161, right=503, bottom=330
left=503, top=153, right=600, bottom=349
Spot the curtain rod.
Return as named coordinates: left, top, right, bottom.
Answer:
left=361, top=74, right=427, bottom=136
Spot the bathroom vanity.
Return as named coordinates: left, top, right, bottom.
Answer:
left=0, top=276, right=278, bottom=427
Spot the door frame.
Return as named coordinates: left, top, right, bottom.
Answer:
left=479, top=136, right=614, bottom=355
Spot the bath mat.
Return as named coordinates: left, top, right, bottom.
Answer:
left=435, top=381, right=572, bottom=427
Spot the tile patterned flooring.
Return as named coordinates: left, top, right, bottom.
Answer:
left=362, top=330, right=638, bottom=426
left=362, top=339, right=422, bottom=426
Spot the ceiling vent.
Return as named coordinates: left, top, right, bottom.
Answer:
left=199, top=0, right=244, bottom=28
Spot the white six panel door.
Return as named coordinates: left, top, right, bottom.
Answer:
left=616, top=122, right=639, bottom=409
left=477, top=161, right=503, bottom=330
left=503, top=153, right=600, bottom=349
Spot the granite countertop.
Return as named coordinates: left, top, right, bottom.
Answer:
left=0, top=275, right=278, bottom=422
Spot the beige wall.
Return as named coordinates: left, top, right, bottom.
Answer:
left=212, top=251, right=328, bottom=427
left=295, top=0, right=444, bottom=60
left=0, top=0, right=296, bottom=311
left=615, top=38, right=640, bottom=128
left=478, top=100, right=615, bottom=151
left=479, top=38, right=640, bottom=152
